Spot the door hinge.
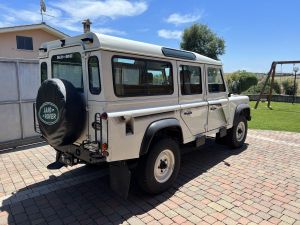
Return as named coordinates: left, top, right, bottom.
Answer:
left=204, top=124, right=208, bottom=130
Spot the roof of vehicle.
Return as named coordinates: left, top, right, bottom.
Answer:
left=41, top=32, right=222, bottom=65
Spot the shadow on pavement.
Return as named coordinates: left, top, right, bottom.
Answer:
left=0, top=138, right=248, bottom=225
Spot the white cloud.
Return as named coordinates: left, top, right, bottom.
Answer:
left=51, top=0, right=148, bottom=20
left=0, top=5, right=41, bottom=24
left=166, top=12, right=202, bottom=26
left=0, top=0, right=147, bottom=35
left=92, top=27, right=126, bottom=35
left=158, top=29, right=182, bottom=39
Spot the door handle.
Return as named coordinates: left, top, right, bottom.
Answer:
left=210, top=106, right=218, bottom=111
left=184, top=111, right=192, bottom=115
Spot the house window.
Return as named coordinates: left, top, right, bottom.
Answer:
left=16, top=36, right=33, bottom=50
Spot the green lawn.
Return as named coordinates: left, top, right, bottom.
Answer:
left=248, top=101, right=300, bottom=132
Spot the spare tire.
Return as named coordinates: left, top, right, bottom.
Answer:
left=36, top=78, right=86, bottom=147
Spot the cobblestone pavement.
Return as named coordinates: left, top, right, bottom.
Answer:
left=0, top=129, right=299, bottom=225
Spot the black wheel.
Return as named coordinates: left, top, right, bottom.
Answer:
left=138, top=138, right=180, bottom=194
left=227, top=116, right=248, bottom=148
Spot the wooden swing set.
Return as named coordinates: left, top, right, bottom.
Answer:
left=254, top=60, right=300, bottom=109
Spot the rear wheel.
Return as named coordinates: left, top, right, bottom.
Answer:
left=138, top=138, right=180, bottom=194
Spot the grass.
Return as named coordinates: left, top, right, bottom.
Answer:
left=248, top=101, right=300, bottom=132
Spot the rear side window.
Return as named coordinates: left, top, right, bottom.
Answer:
left=180, top=65, right=202, bottom=95
left=52, top=52, right=83, bottom=92
left=112, top=56, right=173, bottom=97
left=88, top=56, right=101, bottom=95
left=207, top=67, right=226, bottom=93
left=40, top=62, right=47, bottom=84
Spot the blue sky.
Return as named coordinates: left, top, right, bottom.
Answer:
left=1, top=0, right=299, bottom=73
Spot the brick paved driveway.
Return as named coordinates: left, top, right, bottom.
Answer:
left=0, top=130, right=299, bottom=225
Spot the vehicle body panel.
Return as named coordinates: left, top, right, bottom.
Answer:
left=37, top=32, right=250, bottom=163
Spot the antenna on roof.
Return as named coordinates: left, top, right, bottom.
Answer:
left=40, top=0, right=47, bottom=23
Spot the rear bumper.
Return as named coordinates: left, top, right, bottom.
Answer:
left=55, top=144, right=107, bottom=164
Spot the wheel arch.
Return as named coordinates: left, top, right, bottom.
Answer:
left=140, top=118, right=183, bottom=156
left=233, top=103, right=251, bottom=126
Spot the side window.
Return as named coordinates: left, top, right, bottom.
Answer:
left=88, top=56, right=101, bottom=95
left=112, top=56, right=173, bottom=97
left=179, top=65, right=202, bottom=95
left=40, top=62, right=47, bottom=84
left=207, top=67, right=226, bottom=93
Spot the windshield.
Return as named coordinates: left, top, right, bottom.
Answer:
left=52, top=52, right=83, bottom=92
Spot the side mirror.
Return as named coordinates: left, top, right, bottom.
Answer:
left=228, top=93, right=232, bottom=97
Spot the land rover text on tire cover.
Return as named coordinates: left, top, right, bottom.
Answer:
left=35, top=33, right=251, bottom=197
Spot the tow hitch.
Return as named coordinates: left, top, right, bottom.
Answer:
left=59, top=153, right=79, bottom=166
left=47, top=152, right=79, bottom=170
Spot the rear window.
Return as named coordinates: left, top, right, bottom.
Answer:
left=207, top=67, right=226, bottom=93
left=112, top=56, right=173, bottom=97
left=52, top=53, right=83, bottom=92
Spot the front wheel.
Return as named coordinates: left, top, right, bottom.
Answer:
left=227, top=116, right=248, bottom=148
left=138, top=138, right=180, bottom=194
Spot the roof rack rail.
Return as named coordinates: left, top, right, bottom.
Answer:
left=161, top=47, right=196, bottom=60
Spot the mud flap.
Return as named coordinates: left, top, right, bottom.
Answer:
left=109, top=161, right=131, bottom=199
left=47, top=151, right=65, bottom=170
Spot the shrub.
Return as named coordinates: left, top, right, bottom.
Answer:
left=244, top=79, right=281, bottom=95
left=226, top=70, right=258, bottom=94
left=282, top=79, right=298, bottom=95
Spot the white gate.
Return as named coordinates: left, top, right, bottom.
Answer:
left=0, top=58, right=41, bottom=150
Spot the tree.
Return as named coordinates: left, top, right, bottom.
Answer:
left=180, top=24, right=225, bottom=60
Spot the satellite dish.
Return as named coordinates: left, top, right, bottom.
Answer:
left=40, top=0, right=46, bottom=12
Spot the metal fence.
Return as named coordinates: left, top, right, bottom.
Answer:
left=0, top=58, right=42, bottom=150
left=247, top=94, right=300, bottom=103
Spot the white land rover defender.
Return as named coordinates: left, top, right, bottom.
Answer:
left=35, top=32, right=251, bottom=197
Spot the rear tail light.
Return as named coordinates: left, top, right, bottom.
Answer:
left=102, top=143, right=109, bottom=157
left=100, top=112, right=108, bottom=120
left=102, top=143, right=108, bottom=151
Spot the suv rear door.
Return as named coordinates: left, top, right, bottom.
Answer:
left=178, top=61, right=208, bottom=135
left=205, top=65, right=229, bottom=131
left=49, top=46, right=89, bottom=143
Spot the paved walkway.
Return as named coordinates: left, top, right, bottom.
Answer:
left=0, top=130, right=299, bottom=225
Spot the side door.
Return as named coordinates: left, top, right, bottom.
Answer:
left=178, top=61, right=208, bottom=135
left=206, top=65, right=229, bottom=131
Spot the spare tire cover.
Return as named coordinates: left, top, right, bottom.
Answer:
left=36, top=78, right=86, bottom=147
